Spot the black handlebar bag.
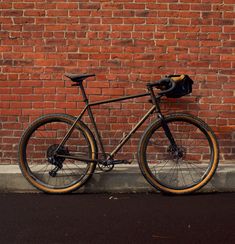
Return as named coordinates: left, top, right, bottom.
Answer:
left=165, top=75, right=194, bottom=98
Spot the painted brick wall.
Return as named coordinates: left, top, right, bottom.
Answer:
left=0, top=0, right=234, bottom=164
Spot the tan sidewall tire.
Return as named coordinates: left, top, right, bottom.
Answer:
left=18, top=114, right=97, bottom=194
left=138, top=113, right=219, bottom=194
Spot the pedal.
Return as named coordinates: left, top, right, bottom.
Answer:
left=122, top=160, right=132, bottom=164
left=112, top=160, right=132, bottom=165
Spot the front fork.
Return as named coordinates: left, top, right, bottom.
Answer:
left=148, top=85, right=178, bottom=151
left=158, top=113, right=178, bottom=150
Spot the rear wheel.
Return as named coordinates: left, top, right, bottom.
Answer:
left=18, top=114, right=97, bottom=194
left=138, top=113, right=219, bottom=194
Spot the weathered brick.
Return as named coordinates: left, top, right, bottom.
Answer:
left=0, top=0, right=234, bottom=164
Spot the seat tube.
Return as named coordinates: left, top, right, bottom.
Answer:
left=87, top=105, right=106, bottom=158
left=79, top=82, right=106, bottom=158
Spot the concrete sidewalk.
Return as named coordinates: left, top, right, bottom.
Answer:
left=0, top=163, right=234, bottom=193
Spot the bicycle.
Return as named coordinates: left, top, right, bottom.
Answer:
left=18, top=74, right=219, bottom=194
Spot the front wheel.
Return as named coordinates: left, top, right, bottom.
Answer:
left=18, top=114, right=97, bottom=194
left=138, top=113, right=219, bottom=194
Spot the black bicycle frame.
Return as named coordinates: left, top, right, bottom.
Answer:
left=56, top=82, right=176, bottom=162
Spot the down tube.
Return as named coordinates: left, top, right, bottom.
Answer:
left=110, top=106, right=156, bottom=157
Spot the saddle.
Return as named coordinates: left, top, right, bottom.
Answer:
left=65, top=73, right=95, bottom=83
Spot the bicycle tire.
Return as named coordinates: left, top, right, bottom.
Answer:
left=138, top=113, right=219, bottom=194
left=18, top=113, right=97, bottom=194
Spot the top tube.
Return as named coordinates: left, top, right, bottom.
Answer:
left=89, top=92, right=151, bottom=106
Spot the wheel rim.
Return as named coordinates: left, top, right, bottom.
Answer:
left=22, top=118, right=93, bottom=190
left=143, top=118, right=215, bottom=190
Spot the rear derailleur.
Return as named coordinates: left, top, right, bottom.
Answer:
left=47, top=144, right=68, bottom=177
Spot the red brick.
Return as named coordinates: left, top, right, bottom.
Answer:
left=46, top=10, right=68, bottom=16
left=13, top=17, right=35, bottom=24
left=0, top=109, right=21, bottom=116
left=12, top=88, right=33, bottom=94
left=13, top=3, right=35, bottom=9
left=223, top=98, right=235, bottom=104
left=169, top=4, right=190, bottom=10
left=56, top=3, right=78, bottom=9
left=0, top=0, right=234, bottom=163
left=79, top=3, right=100, bottom=10
left=102, top=88, right=124, bottom=96
left=34, top=88, right=55, bottom=94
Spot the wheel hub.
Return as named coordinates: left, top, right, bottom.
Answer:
left=167, top=145, right=186, bottom=160
left=47, top=144, right=68, bottom=167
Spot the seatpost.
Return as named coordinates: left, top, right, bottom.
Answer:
left=79, top=82, right=89, bottom=105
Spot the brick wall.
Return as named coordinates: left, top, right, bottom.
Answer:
left=0, top=0, right=234, bottom=164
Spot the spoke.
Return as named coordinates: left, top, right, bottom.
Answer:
left=55, top=173, right=58, bottom=187
left=61, top=167, right=72, bottom=181
left=179, top=162, right=186, bottom=187
left=176, top=163, right=180, bottom=188
left=184, top=160, right=196, bottom=184
left=190, top=161, right=208, bottom=171
left=160, top=162, right=176, bottom=181
left=30, top=162, right=40, bottom=169
left=61, top=168, right=67, bottom=186
left=157, top=160, right=170, bottom=173
left=47, top=166, right=56, bottom=185
left=34, top=163, right=48, bottom=174
left=189, top=162, right=208, bottom=181
left=168, top=163, right=178, bottom=185
left=40, top=163, right=50, bottom=182
left=64, top=163, right=78, bottom=178
left=69, top=160, right=83, bottom=171
left=47, top=173, right=51, bottom=185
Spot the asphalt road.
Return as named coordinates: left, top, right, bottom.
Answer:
left=0, top=193, right=234, bottom=244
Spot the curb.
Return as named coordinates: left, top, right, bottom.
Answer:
left=0, top=164, right=234, bottom=193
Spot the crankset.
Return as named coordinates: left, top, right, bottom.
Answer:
left=98, top=163, right=114, bottom=172
left=98, top=157, right=132, bottom=172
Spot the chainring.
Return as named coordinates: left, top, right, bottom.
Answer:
left=98, top=163, right=114, bottom=172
